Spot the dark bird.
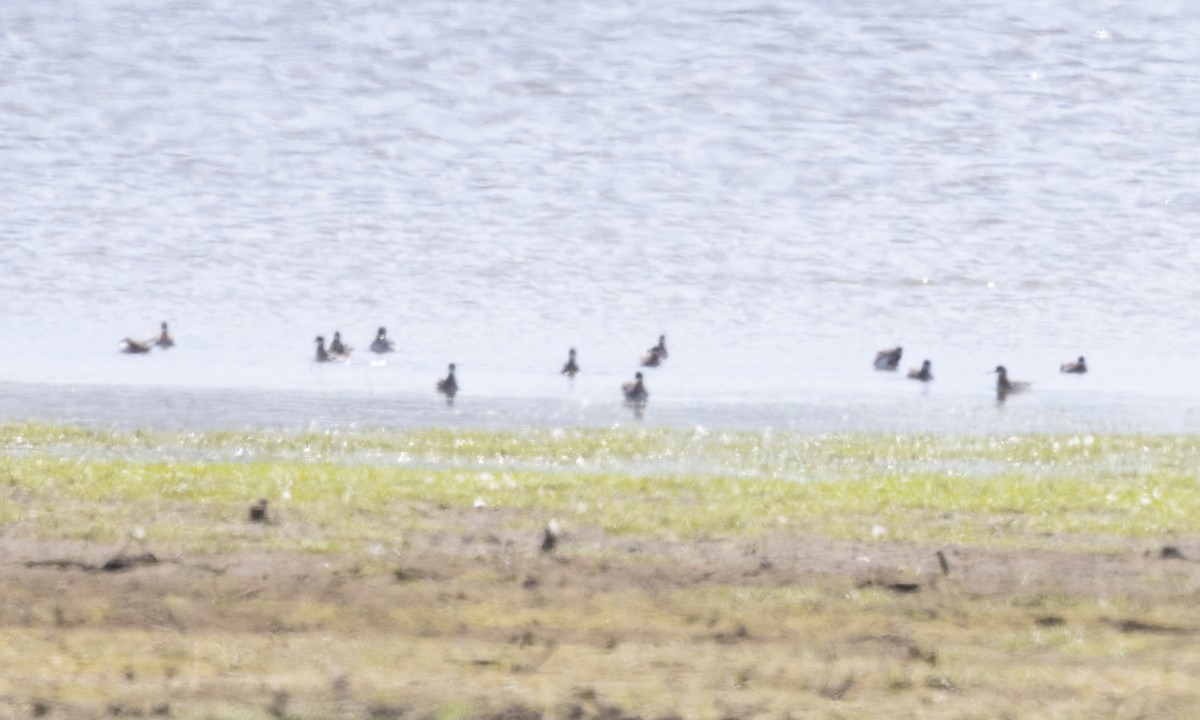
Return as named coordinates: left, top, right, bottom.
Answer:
left=1060, top=356, right=1087, bottom=374
left=874, top=346, right=902, bottom=370
left=329, top=331, right=351, bottom=358
left=907, top=360, right=933, bottom=382
left=541, top=520, right=560, bottom=553
left=119, top=338, right=151, bottom=354
left=249, top=499, right=269, bottom=523
left=992, top=365, right=1030, bottom=399
left=152, top=322, right=174, bottom=349
left=622, top=371, right=649, bottom=404
left=314, top=336, right=331, bottom=362
left=369, top=327, right=395, bottom=354
left=437, top=363, right=458, bottom=402
left=936, top=550, right=950, bottom=576
left=561, top=348, right=580, bottom=377
left=640, top=335, right=668, bottom=367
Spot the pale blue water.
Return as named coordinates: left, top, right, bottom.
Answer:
left=2, top=0, right=1199, bottom=431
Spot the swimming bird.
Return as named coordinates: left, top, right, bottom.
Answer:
left=329, top=331, right=351, bottom=359
left=622, top=371, right=649, bottom=404
left=437, top=363, right=458, bottom=402
left=1060, top=356, right=1087, bottom=374
left=641, top=335, right=668, bottom=367
left=369, top=327, right=395, bottom=354
left=907, top=360, right=933, bottom=382
left=561, top=348, right=580, bottom=377
left=992, top=365, right=1030, bottom=399
left=874, top=346, right=902, bottom=371
left=119, top=338, right=151, bottom=354
left=152, top=322, right=174, bottom=349
left=314, top=336, right=332, bottom=362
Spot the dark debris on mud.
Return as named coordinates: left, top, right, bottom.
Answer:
left=23, top=552, right=160, bottom=573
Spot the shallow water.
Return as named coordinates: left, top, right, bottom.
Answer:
left=2, top=0, right=1199, bottom=432
left=3, top=379, right=1198, bottom=434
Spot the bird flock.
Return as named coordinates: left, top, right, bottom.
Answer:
left=873, top=346, right=1087, bottom=400
left=118, top=322, right=174, bottom=355
left=120, top=323, right=1087, bottom=407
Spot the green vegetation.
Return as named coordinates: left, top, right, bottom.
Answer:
left=4, top=423, right=1200, bottom=718
left=4, top=423, right=1200, bottom=552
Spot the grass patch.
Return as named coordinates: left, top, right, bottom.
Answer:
left=5, top=424, right=1200, bottom=717
left=4, top=424, right=1200, bottom=551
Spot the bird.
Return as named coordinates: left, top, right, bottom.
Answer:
left=622, top=371, right=649, bottom=404
left=328, top=331, right=351, bottom=359
left=640, top=335, right=668, bottom=367
left=992, top=365, right=1030, bottom=399
left=561, top=348, right=580, bottom=377
left=1060, top=356, right=1087, bottom=374
left=151, top=322, right=174, bottom=349
left=874, top=346, right=902, bottom=370
left=907, top=360, right=933, bottom=382
left=541, top=519, right=560, bottom=553
left=437, top=363, right=458, bottom=402
left=119, top=338, right=151, bottom=354
left=314, top=336, right=332, bottom=362
left=369, top=327, right=395, bottom=354
left=249, top=499, right=269, bottom=523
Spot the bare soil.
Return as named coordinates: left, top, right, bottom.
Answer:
left=4, top=507, right=1200, bottom=719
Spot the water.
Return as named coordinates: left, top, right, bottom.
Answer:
left=2, top=0, right=1199, bottom=432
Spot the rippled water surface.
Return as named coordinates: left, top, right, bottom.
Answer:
left=2, top=0, right=1198, bottom=431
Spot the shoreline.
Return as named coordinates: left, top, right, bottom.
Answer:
left=4, top=380, right=1200, bottom=434
left=3, top=424, right=1200, bottom=718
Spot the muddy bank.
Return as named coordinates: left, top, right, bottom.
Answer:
left=4, top=509, right=1200, bottom=719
